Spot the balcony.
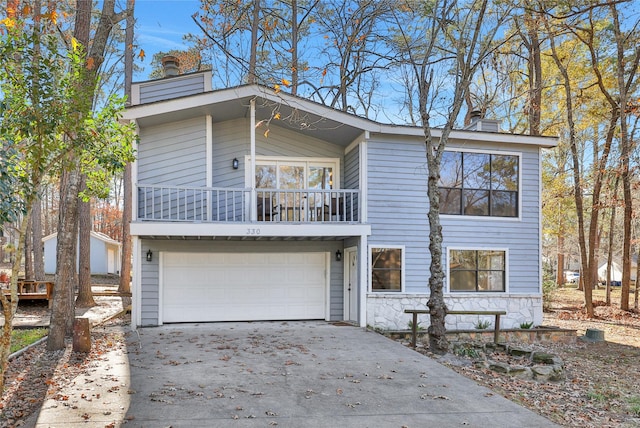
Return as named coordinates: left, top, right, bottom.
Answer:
left=136, top=185, right=360, bottom=224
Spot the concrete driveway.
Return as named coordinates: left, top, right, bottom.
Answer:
left=121, top=321, right=556, bottom=427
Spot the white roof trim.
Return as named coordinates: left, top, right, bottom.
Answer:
left=122, top=84, right=558, bottom=148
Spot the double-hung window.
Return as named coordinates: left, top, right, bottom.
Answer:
left=449, top=249, right=506, bottom=292
left=439, top=151, right=519, bottom=217
left=371, top=247, right=403, bottom=292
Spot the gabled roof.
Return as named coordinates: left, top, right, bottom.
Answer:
left=123, top=83, right=558, bottom=149
left=43, top=231, right=121, bottom=246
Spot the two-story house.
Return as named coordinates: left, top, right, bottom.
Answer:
left=123, top=67, right=557, bottom=331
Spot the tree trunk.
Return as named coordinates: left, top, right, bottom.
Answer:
left=0, top=214, right=29, bottom=392
left=48, top=168, right=81, bottom=350
left=524, top=7, right=542, bottom=136
left=634, top=242, right=639, bottom=310
left=119, top=0, right=134, bottom=297
left=247, top=0, right=260, bottom=84
left=425, top=148, right=448, bottom=352
left=31, top=197, right=45, bottom=280
left=612, top=9, right=633, bottom=311
left=605, top=176, right=619, bottom=305
left=546, top=30, right=593, bottom=316
left=24, top=218, right=33, bottom=279
left=76, top=174, right=95, bottom=307
left=556, top=232, right=565, bottom=287
left=290, top=0, right=298, bottom=95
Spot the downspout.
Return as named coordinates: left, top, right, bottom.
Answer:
left=250, top=98, right=257, bottom=221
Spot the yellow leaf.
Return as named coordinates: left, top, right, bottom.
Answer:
left=264, top=129, right=270, bottom=138
left=138, top=49, right=145, bottom=60
left=274, top=112, right=281, bottom=120
left=1, top=18, right=16, bottom=29
left=274, top=84, right=281, bottom=94
left=281, top=78, right=291, bottom=87
left=71, top=37, right=79, bottom=52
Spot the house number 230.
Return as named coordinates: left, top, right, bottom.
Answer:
left=246, top=228, right=261, bottom=235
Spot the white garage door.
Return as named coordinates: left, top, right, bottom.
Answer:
left=161, top=252, right=327, bottom=323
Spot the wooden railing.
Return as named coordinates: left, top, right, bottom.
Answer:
left=2, top=280, right=55, bottom=306
left=404, top=309, right=507, bottom=348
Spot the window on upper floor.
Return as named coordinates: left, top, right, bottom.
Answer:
left=449, top=249, right=506, bottom=292
left=439, top=151, right=519, bottom=217
left=371, top=247, right=403, bottom=292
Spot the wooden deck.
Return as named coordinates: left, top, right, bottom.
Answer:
left=2, top=280, right=55, bottom=301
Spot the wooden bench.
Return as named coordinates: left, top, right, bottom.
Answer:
left=404, top=309, right=507, bottom=348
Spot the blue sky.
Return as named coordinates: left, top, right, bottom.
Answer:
left=133, top=0, right=201, bottom=81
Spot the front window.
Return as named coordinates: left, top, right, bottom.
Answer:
left=439, top=151, right=518, bottom=217
left=371, top=247, right=403, bottom=292
left=449, top=249, right=506, bottom=292
left=252, top=157, right=339, bottom=221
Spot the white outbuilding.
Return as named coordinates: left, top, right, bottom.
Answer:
left=43, top=231, right=121, bottom=275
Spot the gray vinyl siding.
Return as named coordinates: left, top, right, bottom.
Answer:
left=139, top=74, right=206, bottom=104
left=366, top=137, right=542, bottom=295
left=212, top=119, right=345, bottom=188
left=138, top=117, right=207, bottom=186
left=367, top=139, right=431, bottom=293
left=212, top=118, right=249, bottom=188
left=139, top=239, right=344, bottom=326
left=140, top=242, right=159, bottom=326
left=344, top=147, right=359, bottom=189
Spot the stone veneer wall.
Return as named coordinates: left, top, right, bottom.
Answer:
left=366, top=293, right=543, bottom=330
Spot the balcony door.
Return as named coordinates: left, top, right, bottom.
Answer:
left=251, top=157, right=339, bottom=221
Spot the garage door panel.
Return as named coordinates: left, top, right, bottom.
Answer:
left=162, top=252, right=326, bottom=323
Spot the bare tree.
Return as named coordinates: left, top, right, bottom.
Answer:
left=392, top=0, right=512, bottom=352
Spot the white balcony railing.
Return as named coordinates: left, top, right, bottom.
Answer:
left=136, top=185, right=359, bottom=223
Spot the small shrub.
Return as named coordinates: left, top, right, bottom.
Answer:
left=475, top=320, right=491, bottom=330
left=519, top=321, right=534, bottom=329
left=542, top=279, right=557, bottom=311
left=408, top=320, right=424, bottom=331
left=453, top=345, right=481, bottom=359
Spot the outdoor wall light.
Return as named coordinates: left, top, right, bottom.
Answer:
left=146, top=249, right=153, bottom=262
left=335, top=250, right=342, bottom=262
left=232, top=158, right=239, bottom=170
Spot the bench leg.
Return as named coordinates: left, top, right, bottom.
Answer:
left=494, top=314, right=501, bottom=343
left=410, top=313, right=417, bottom=348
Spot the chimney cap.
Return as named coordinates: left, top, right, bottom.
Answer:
left=470, top=109, right=483, bottom=119
left=161, top=55, right=180, bottom=77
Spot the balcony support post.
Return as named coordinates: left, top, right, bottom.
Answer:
left=250, top=99, right=257, bottom=222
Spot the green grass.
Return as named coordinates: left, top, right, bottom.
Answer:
left=627, top=396, right=640, bottom=416
left=11, top=328, right=48, bottom=354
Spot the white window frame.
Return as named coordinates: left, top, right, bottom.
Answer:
left=369, top=245, right=405, bottom=293
left=439, top=148, right=522, bottom=222
left=446, top=246, right=509, bottom=293
left=245, top=156, right=341, bottom=190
